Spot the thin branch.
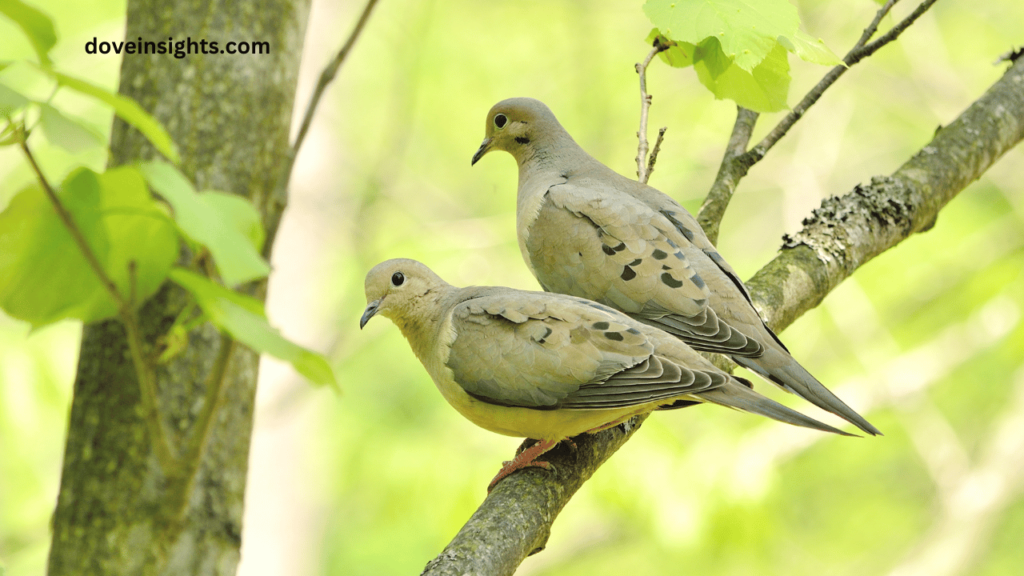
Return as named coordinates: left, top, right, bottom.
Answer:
left=172, top=335, right=236, bottom=520
left=262, top=0, right=382, bottom=259
left=21, top=137, right=124, bottom=308
left=743, top=0, right=938, bottom=166
left=645, top=127, right=668, bottom=181
left=696, top=106, right=759, bottom=245
left=635, top=43, right=668, bottom=183
left=424, top=51, right=1024, bottom=576
left=122, top=311, right=179, bottom=472
left=855, top=0, right=900, bottom=53
left=697, top=0, right=939, bottom=240
left=19, top=135, right=179, bottom=473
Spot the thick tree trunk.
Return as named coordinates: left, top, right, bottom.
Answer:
left=47, top=1, right=309, bottom=574
left=422, top=55, right=1024, bottom=576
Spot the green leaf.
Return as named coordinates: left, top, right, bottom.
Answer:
left=0, top=82, right=28, bottom=118
left=45, top=70, right=180, bottom=163
left=98, top=166, right=178, bottom=311
left=0, top=60, right=56, bottom=101
left=0, top=173, right=109, bottom=326
left=200, top=191, right=266, bottom=252
left=646, top=29, right=696, bottom=68
left=38, top=103, right=103, bottom=153
left=140, top=161, right=270, bottom=286
left=0, top=0, right=57, bottom=66
left=169, top=268, right=337, bottom=388
left=694, top=40, right=790, bottom=112
left=0, top=167, right=178, bottom=327
left=779, top=30, right=844, bottom=67
left=644, top=0, right=798, bottom=71
left=0, top=122, right=18, bottom=146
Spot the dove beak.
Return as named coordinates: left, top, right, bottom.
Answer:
left=471, top=138, right=492, bottom=166
left=359, top=298, right=382, bottom=329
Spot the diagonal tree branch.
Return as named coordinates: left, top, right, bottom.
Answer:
left=696, top=106, right=758, bottom=245
left=422, top=54, right=1024, bottom=576
left=262, top=0, right=382, bottom=259
left=697, top=0, right=939, bottom=242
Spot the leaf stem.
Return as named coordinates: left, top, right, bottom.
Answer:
left=19, top=133, right=179, bottom=474
left=172, top=335, right=235, bottom=520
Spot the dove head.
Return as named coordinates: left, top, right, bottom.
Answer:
left=471, top=97, right=573, bottom=167
left=361, top=259, right=453, bottom=338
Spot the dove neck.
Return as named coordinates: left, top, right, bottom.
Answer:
left=515, top=128, right=593, bottom=186
left=394, top=288, right=459, bottom=365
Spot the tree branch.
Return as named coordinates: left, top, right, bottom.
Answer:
left=263, top=0, right=382, bottom=258
left=636, top=43, right=668, bottom=183
left=746, top=55, right=1023, bottom=334
left=697, top=0, right=939, bottom=239
left=646, top=126, right=668, bottom=182
left=743, top=0, right=938, bottom=167
left=423, top=52, right=1024, bottom=576
left=696, top=106, right=759, bottom=245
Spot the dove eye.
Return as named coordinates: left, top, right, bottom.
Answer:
left=391, top=272, right=405, bottom=286
left=494, top=114, right=508, bottom=129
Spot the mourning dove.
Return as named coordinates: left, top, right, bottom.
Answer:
left=361, top=258, right=852, bottom=490
left=471, top=97, right=880, bottom=436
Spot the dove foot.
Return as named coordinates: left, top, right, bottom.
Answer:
left=488, top=438, right=559, bottom=492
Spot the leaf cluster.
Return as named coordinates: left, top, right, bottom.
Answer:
left=0, top=0, right=335, bottom=387
left=644, top=0, right=843, bottom=112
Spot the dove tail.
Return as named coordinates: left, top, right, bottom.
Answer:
left=700, top=381, right=856, bottom=437
left=733, top=348, right=881, bottom=436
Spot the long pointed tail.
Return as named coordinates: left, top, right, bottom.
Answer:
left=700, top=379, right=856, bottom=437
left=734, top=348, right=881, bottom=436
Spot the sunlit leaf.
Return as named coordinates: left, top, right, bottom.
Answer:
left=201, top=191, right=266, bottom=252
left=140, top=160, right=270, bottom=286
left=646, top=29, right=696, bottom=68
left=779, top=30, right=844, bottom=67
left=38, top=103, right=103, bottom=153
left=0, top=60, right=55, bottom=101
left=44, top=70, right=180, bottom=163
left=169, top=267, right=337, bottom=387
left=644, top=0, right=798, bottom=71
left=0, top=174, right=109, bottom=326
left=0, top=166, right=178, bottom=327
left=694, top=40, right=790, bottom=112
left=0, top=0, right=57, bottom=66
left=98, top=166, right=178, bottom=311
left=0, top=82, right=28, bottom=118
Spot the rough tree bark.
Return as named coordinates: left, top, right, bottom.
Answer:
left=422, top=56, right=1024, bottom=576
left=47, top=0, right=309, bottom=574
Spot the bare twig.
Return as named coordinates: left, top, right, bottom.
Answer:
left=696, top=106, right=759, bottom=245
left=19, top=135, right=179, bottom=474
left=743, top=0, right=938, bottom=166
left=635, top=43, right=668, bottom=183
left=263, top=0, right=382, bottom=258
left=645, top=127, right=668, bottom=181
left=697, top=0, right=940, bottom=239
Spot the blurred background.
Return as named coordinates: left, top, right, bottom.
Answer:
left=2, top=0, right=1023, bottom=574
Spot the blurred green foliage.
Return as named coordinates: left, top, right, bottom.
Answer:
left=2, top=0, right=1023, bottom=575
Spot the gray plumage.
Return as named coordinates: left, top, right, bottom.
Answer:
left=472, top=97, right=880, bottom=436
